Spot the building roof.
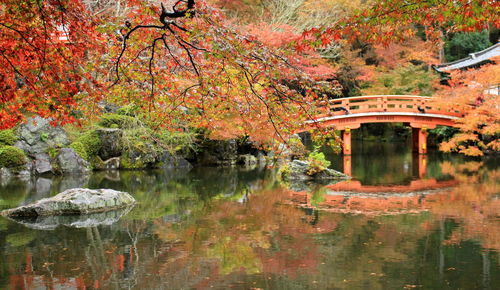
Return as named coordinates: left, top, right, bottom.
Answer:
left=434, top=42, right=500, bottom=72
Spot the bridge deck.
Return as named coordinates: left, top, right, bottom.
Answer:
left=306, top=95, right=463, bottom=155
left=308, top=95, right=462, bottom=130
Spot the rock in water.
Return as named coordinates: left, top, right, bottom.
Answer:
left=1, top=188, right=136, bottom=217
left=280, top=160, right=351, bottom=192
left=282, top=160, right=351, bottom=181
left=6, top=207, right=133, bottom=230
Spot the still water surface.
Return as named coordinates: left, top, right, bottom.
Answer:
left=0, top=142, right=499, bottom=289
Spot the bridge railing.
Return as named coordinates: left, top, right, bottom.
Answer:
left=318, top=95, right=463, bottom=117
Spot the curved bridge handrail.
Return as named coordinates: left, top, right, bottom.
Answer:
left=316, top=95, right=462, bottom=118
left=328, top=95, right=432, bottom=102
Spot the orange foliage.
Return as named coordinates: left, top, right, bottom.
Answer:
left=435, top=58, right=500, bottom=156
left=373, top=39, right=439, bottom=69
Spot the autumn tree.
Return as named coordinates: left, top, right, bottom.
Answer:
left=106, top=0, right=333, bottom=144
left=0, top=0, right=102, bottom=129
left=436, top=59, right=500, bottom=156
left=1, top=0, right=498, bottom=147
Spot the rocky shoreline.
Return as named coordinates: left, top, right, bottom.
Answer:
left=0, top=116, right=271, bottom=180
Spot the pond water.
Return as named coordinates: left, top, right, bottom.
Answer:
left=0, top=142, right=499, bottom=289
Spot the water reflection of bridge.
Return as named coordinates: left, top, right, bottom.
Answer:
left=325, top=178, right=458, bottom=194
left=291, top=177, right=458, bottom=216
left=342, top=152, right=428, bottom=178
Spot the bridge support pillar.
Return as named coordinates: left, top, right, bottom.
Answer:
left=342, top=128, right=352, bottom=155
left=343, top=155, right=352, bottom=176
left=412, top=127, right=427, bottom=154
left=412, top=154, right=427, bottom=178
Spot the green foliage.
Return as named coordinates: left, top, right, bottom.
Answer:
left=119, top=152, right=146, bottom=169
left=0, top=146, right=26, bottom=168
left=307, top=151, right=331, bottom=175
left=429, top=126, right=459, bottom=144
left=6, top=231, right=36, bottom=247
left=98, top=113, right=141, bottom=129
left=157, top=130, right=198, bottom=154
left=362, top=64, right=439, bottom=96
left=69, top=141, right=89, bottom=161
left=122, top=127, right=156, bottom=151
left=40, top=132, right=49, bottom=142
left=116, top=104, right=140, bottom=116
left=310, top=188, right=327, bottom=206
left=47, top=147, right=59, bottom=159
left=0, top=129, right=17, bottom=146
left=76, top=130, right=102, bottom=157
left=278, top=163, right=290, bottom=181
left=66, top=130, right=102, bottom=167
left=445, top=31, right=492, bottom=62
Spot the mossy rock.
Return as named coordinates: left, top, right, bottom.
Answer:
left=0, top=146, right=27, bottom=168
left=0, top=129, right=17, bottom=146
left=75, top=130, right=102, bottom=157
left=69, top=141, right=89, bottom=161
left=98, top=113, right=141, bottom=129
left=47, top=147, right=60, bottom=159
left=120, top=152, right=146, bottom=169
left=90, top=155, right=106, bottom=170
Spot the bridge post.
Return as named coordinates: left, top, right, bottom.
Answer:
left=412, top=153, right=427, bottom=178
left=343, top=155, right=352, bottom=176
left=412, top=128, right=419, bottom=153
left=342, top=128, right=352, bottom=155
left=412, top=127, right=427, bottom=154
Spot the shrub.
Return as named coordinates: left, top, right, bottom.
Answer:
left=75, top=130, right=102, bottom=157
left=0, top=129, right=17, bottom=146
left=0, top=146, right=27, bottom=168
left=47, top=147, right=59, bottom=159
left=116, top=104, right=140, bottom=116
left=98, top=113, right=141, bottom=129
left=307, top=151, right=331, bottom=175
left=157, top=130, right=198, bottom=154
left=361, top=64, right=439, bottom=96
left=69, top=141, right=89, bottom=161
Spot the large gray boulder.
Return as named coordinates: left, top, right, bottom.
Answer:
left=33, top=153, right=53, bottom=175
left=280, top=160, right=351, bottom=192
left=6, top=207, right=133, bottom=230
left=1, top=188, right=136, bottom=217
left=196, top=139, right=238, bottom=166
left=15, top=116, right=69, bottom=155
left=57, top=148, right=91, bottom=174
left=160, top=151, right=192, bottom=170
left=96, top=128, right=123, bottom=160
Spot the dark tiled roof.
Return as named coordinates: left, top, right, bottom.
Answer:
left=434, top=43, right=499, bottom=72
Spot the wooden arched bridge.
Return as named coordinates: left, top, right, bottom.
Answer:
left=306, top=95, right=462, bottom=155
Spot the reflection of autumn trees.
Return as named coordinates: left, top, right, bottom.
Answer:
left=2, top=161, right=500, bottom=289
left=153, top=187, right=334, bottom=279
left=427, top=161, right=500, bottom=253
